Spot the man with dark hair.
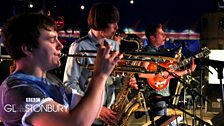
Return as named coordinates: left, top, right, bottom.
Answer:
left=63, top=3, right=136, bottom=125
left=0, top=12, right=123, bottom=126
left=139, top=24, right=196, bottom=117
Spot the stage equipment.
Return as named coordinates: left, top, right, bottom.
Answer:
left=206, top=84, right=222, bottom=112
left=201, top=59, right=224, bottom=112
left=201, top=12, right=224, bottom=49
left=148, top=115, right=183, bottom=126
left=211, top=113, right=224, bottom=126
left=0, top=55, right=11, bottom=61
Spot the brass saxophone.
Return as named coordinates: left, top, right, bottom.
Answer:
left=109, top=60, right=149, bottom=126
left=109, top=73, right=133, bottom=126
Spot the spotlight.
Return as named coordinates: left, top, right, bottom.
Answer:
left=80, top=5, right=85, bottom=10
left=130, top=0, right=134, bottom=4
left=28, top=2, right=33, bottom=8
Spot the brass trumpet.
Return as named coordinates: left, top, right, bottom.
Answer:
left=60, top=50, right=177, bottom=73
left=60, top=50, right=177, bottom=62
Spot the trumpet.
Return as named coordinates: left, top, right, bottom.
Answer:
left=78, top=64, right=154, bottom=74
left=60, top=50, right=177, bottom=73
left=60, top=50, right=177, bottom=62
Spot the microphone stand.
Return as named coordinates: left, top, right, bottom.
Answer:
left=171, top=42, right=189, bottom=124
left=180, top=42, right=212, bottom=123
left=160, top=66, right=211, bottom=126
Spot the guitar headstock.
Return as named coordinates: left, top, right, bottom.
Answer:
left=201, top=46, right=211, bottom=58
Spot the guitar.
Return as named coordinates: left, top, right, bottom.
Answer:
left=146, top=47, right=210, bottom=90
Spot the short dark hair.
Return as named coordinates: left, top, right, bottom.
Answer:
left=87, top=3, right=120, bottom=30
left=2, top=13, right=57, bottom=60
left=145, top=24, right=163, bottom=40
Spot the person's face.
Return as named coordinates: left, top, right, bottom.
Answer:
left=32, top=28, right=63, bottom=71
left=152, top=28, right=166, bottom=47
left=102, top=23, right=118, bottom=39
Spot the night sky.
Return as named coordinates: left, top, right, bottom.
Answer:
left=0, top=0, right=218, bottom=32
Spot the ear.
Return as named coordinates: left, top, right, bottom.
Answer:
left=21, top=44, right=33, bottom=56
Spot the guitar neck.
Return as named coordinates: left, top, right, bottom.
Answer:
left=173, top=51, right=207, bottom=70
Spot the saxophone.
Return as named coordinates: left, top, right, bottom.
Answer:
left=109, top=73, right=133, bottom=126
left=109, top=60, right=149, bottom=126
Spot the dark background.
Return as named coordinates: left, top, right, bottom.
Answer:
left=0, top=0, right=220, bottom=32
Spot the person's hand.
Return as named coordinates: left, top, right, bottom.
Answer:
left=190, top=58, right=197, bottom=72
left=94, top=45, right=123, bottom=78
left=129, top=77, right=138, bottom=90
left=99, top=106, right=118, bottom=125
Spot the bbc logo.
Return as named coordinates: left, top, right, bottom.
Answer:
left=26, top=98, right=41, bottom=103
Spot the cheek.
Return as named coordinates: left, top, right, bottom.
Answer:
left=106, top=29, right=114, bottom=34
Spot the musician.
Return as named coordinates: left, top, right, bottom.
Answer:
left=0, top=12, right=123, bottom=126
left=139, top=24, right=196, bottom=116
left=63, top=3, right=137, bottom=125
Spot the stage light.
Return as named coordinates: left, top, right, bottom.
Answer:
left=80, top=5, right=85, bottom=10
left=130, top=0, right=134, bottom=4
left=28, top=2, right=33, bottom=8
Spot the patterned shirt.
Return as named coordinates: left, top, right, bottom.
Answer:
left=0, top=72, right=73, bottom=126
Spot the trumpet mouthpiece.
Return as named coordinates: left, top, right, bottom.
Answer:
left=60, top=53, right=67, bottom=58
